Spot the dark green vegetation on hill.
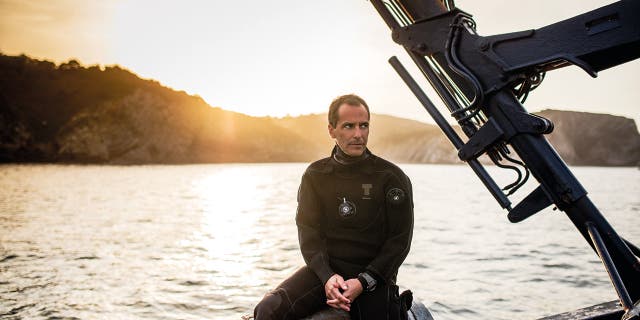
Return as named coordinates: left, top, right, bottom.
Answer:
left=1, top=54, right=639, bottom=165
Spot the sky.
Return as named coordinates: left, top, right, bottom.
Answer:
left=1, top=0, right=638, bottom=126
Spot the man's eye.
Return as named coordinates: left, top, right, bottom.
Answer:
left=343, top=124, right=353, bottom=129
left=360, top=123, right=369, bottom=129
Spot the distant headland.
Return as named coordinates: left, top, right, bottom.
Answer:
left=1, top=54, right=638, bottom=166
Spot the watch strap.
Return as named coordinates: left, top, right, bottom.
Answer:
left=358, top=272, right=377, bottom=292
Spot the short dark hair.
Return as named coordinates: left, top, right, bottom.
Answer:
left=328, top=94, right=370, bottom=128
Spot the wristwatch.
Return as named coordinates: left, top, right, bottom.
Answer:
left=358, top=272, right=377, bottom=292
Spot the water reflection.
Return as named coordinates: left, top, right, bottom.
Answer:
left=179, top=165, right=306, bottom=317
left=0, top=164, right=637, bottom=320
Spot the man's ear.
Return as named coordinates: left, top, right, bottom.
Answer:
left=328, top=124, right=336, bottom=139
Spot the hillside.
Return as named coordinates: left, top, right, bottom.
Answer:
left=0, top=54, right=319, bottom=163
left=1, top=53, right=638, bottom=166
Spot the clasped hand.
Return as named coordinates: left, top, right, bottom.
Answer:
left=324, top=274, right=363, bottom=312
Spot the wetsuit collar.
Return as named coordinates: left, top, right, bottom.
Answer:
left=332, top=145, right=371, bottom=165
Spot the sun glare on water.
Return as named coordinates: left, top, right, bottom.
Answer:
left=190, top=167, right=262, bottom=275
left=184, top=165, right=303, bottom=294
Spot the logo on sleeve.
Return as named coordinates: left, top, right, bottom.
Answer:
left=386, top=188, right=406, bottom=205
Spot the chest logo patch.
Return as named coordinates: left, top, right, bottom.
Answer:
left=362, top=184, right=373, bottom=200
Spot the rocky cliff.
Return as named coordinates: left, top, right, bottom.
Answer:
left=1, top=54, right=638, bottom=166
left=537, top=109, right=640, bottom=166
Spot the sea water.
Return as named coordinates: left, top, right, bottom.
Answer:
left=0, top=164, right=638, bottom=320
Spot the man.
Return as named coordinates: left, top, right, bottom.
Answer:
left=254, top=94, right=414, bottom=319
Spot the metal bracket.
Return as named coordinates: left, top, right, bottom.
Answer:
left=507, top=185, right=553, bottom=223
left=457, top=117, right=503, bottom=161
left=500, top=106, right=554, bottom=139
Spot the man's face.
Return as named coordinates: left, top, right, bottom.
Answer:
left=328, top=103, right=370, bottom=157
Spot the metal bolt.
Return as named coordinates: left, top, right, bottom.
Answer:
left=479, top=39, right=489, bottom=51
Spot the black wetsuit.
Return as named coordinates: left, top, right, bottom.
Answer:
left=254, top=147, right=414, bottom=320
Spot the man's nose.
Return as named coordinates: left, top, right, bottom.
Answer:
left=353, top=127, right=362, bottom=138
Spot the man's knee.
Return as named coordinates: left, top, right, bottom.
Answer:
left=254, top=289, right=290, bottom=320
